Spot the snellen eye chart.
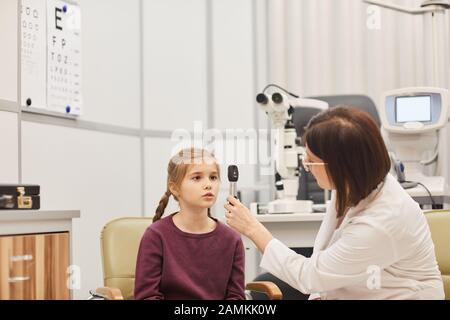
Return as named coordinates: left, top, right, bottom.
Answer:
left=21, top=0, right=82, bottom=116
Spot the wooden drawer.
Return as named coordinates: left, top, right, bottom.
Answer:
left=0, top=232, right=69, bottom=300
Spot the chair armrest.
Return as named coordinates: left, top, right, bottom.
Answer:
left=95, top=287, right=124, bottom=300
left=246, top=281, right=282, bottom=300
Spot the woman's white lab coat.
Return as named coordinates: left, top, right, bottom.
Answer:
left=260, top=173, right=445, bottom=299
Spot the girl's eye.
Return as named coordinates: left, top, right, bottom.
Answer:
left=192, top=176, right=200, bottom=181
left=210, top=176, right=218, bottom=181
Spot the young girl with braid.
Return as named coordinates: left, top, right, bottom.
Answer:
left=134, top=148, right=246, bottom=300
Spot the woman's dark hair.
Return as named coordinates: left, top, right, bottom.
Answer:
left=303, top=106, right=391, bottom=218
left=153, top=147, right=220, bottom=223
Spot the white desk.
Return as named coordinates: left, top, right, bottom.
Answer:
left=243, top=213, right=325, bottom=248
left=402, top=174, right=450, bottom=206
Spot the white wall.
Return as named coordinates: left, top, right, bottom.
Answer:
left=145, top=138, right=181, bottom=217
left=0, top=111, right=19, bottom=183
left=0, top=0, right=17, bottom=103
left=79, top=0, right=141, bottom=128
left=143, top=0, right=208, bottom=131
left=211, top=0, right=254, bottom=130
left=0, top=0, right=19, bottom=184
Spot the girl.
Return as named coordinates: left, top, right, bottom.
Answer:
left=134, top=148, right=245, bottom=300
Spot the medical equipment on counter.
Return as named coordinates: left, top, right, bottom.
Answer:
left=252, top=84, right=328, bottom=214
left=379, top=87, right=450, bottom=207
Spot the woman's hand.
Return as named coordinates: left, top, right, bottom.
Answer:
left=224, top=196, right=274, bottom=252
left=224, top=196, right=259, bottom=238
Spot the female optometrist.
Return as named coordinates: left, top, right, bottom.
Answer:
left=224, top=106, right=444, bottom=300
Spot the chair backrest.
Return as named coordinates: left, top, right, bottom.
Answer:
left=308, top=94, right=381, bottom=127
left=100, top=217, right=152, bottom=300
left=293, top=94, right=380, bottom=140
left=425, top=210, right=450, bottom=299
left=293, top=94, right=380, bottom=203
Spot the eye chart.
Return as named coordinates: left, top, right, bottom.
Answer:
left=21, top=0, right=82, bottom=116
left=46, top=0, right=82, bottom=115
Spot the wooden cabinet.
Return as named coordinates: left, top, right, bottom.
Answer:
left=0, top=232, right=69, bottom=300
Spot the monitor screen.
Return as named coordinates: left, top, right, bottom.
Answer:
left=395, top=95, right=431, bottom=123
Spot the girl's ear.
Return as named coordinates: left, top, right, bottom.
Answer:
left=168, top=182, right=179, bottom=198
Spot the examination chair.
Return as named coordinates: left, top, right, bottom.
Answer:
left=93, top=217, right=282, bottom=300
left=425, top=210, right=450, bottom=299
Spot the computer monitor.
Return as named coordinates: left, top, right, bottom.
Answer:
left=395, top=95, right=431, bottom=123
left=379, top=87, right=448, bottom=134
